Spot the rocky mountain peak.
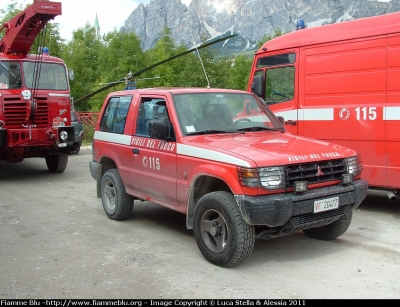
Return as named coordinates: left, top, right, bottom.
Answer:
left=120, top=0, right=400, bottom=55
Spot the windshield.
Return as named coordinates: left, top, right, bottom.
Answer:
left=23, top=62, right=68, bottom=90
left=0, top=61, right=22, bottom=90
left=173, top=92, right=285, bottom=136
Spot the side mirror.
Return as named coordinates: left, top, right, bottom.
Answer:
left=68, top=69, right=74, bottom=81
left=251, top=74, right=263, bottom=97
left=277, top=116, right=285, bottom=125
left=149, top=120, right=169, bottom=140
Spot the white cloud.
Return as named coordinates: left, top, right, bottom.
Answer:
left=1, top=0, right=192, bottom=42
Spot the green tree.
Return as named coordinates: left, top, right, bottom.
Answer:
left=32, top=22, right=66, bottom=58
left=90, top=30, right=146, bottom=110
left=227, top=54, right=252, bottom=90
left=62, top=24, right=104, bottom=111
left=144, top=27, right=181, bottom=88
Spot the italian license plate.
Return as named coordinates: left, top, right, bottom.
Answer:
left=313, top=196, right=339, bottom=213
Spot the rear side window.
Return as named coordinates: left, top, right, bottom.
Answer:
left=99, top=96, right=132, bottom=133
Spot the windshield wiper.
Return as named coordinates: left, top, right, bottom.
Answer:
left=187, top=130, right=244, bottom=136
left=237, top=126, right=283, bottom=132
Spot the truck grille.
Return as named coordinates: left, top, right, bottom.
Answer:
left=3, top=95, right=49, bottom=128
left=286, top=159, right=347, bottom=187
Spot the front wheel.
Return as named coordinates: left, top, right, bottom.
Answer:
left=101, top=169, right=133, bottom=220
left=193, top=191, right=255, bottom=267
left=302, top=211, right=352, bottom=240
left=45, top=154, right=68, bottom=173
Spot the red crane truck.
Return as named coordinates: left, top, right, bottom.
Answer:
left=248, top=12, right=400, bottom=201
left=0, top=0, right=74, bottom=172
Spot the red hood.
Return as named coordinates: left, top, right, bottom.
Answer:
left=183, top=131, right=356, bottom=167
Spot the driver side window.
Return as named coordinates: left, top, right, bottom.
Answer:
left=265, top=66, right=295, bottom=105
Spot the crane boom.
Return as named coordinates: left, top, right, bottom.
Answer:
left=0, top=0, right=61, bottom=55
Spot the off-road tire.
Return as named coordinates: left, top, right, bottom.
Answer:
left=45, top=154, right=68, bottom=173
left=101, top=169, right=133, bottom=220
left=303, top=211, right=353, bottom=240
left=193, top=191, right=255, bottom=267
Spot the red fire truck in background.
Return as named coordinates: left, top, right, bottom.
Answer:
left=248, top=12, right=400, bottom=201
left=0, top=0, right=74, bottom=172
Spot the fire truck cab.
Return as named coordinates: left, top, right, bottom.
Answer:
left=248, top=12, right=400, bottom=200
left=0, top=0, right=75, bottom=172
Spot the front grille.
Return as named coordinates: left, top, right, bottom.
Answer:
left=286, top=159, right=347, bottom=187
left=33, top=97, right=49, bottom=126
left=3, top=95, right=49, bottom=128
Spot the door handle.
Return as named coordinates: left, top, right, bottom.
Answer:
left=284, top=120, right=296, bottom=126
left=132, top=148, right=140, bottom=154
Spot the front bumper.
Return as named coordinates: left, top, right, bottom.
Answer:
left=235, top=179, right=368, bottom=227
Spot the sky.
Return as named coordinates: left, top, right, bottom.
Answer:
left=0, top=0, right=192, bottom=42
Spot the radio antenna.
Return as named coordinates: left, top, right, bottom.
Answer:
left=189, top=29, right=210, bottom=88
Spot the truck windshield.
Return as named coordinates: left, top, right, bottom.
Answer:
left=0, top=61, right=22, bottom=90
left=23, top=62, right=68, bottom=90
left=173, top=92, right=285, bottom=136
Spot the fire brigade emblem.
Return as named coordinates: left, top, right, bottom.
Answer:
left=339, top=108, right=350, bottom=120
left=316, top=166, right=324, bottom=176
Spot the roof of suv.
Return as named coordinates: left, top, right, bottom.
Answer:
left=105, top=87, right=251, bottom=96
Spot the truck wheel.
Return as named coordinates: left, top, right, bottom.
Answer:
left=193, top=191, right=255, bottom=267
left=72, top=145, right=80, bottom=154
left=45, top=154, right=68, bottom=173
left=101, top=169, right=133, bottom=220
left=302, top=211, right=352, bottom=240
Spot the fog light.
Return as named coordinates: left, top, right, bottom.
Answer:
left=294, top=181, right=308, bottom=193
left=60, top=131, right=68, bottom=141
left=342, top=173, right=353, bottom=185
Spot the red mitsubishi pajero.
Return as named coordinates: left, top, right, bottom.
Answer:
left=89, top=87, right=368, bottom=267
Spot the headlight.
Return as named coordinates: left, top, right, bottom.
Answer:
left=346, top=155, right=363, bottom=178
left=60, top=131, right=68, bottom=141
left=238, top=166, right=286, bottom=190
left=259, top=167, right=286, bottom=189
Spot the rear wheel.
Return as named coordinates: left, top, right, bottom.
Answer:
left=193, top=191, right=255, bottom=267
left=101, top=169, right=133, bottom=220
left=45, top=154, right=68, bottom=173
left=303, top=211, right=352, bottom=240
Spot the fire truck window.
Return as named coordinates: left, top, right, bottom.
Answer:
left=100, top=96, right=132, bottom=133
left=256, top=52, right=296, bottom=68
left=0, top=61, right=21, bottom=89
left=23, top=62, right=67, bottom=90
left=265, top=66, right=294, bottom=105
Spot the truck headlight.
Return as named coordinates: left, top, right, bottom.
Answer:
left=238, top=166, right=286, bottom=190
left=60, top=131, right=68, bottom=141
left=346, top=155, right=363, bottom=178
left=259, top=167, right=286, bottom=189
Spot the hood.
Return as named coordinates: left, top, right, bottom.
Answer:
left=185, top=131, right=356, bottom=167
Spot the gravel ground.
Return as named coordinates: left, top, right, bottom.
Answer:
left=1, top=148, right=399, bottom=299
